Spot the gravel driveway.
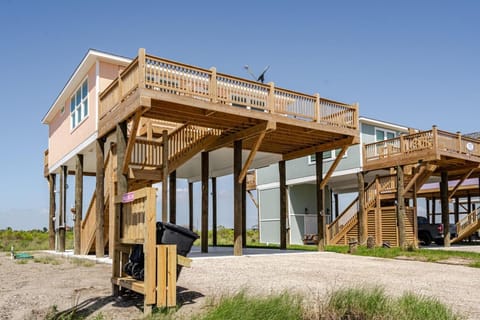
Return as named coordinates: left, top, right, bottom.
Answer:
left=1, top=249, right=479, bottom=319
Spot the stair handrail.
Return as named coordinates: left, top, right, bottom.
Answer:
left=456, top=207, right=480, bottom=236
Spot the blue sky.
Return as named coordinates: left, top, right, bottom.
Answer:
left=1, top=1, right=479, bottom=230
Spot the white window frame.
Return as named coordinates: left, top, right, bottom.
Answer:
left=308, top=149, right=347, bottom=165
left=375, top=127, right=396, bottom=142
left=70, top=78, right=89, bottom=130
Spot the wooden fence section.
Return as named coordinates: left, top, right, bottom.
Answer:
left=364, top=127, right=480, bottom=170
left=112, top=187, right=184, bottom=312
left=99, top=49, right=358, bottom=130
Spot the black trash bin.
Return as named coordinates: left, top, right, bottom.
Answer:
left=157, top=222, right=199, bottom=278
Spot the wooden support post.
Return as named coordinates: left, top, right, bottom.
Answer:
left=426, top=198, right=430, bottom=223
left=279, top=160, right=287, bottom=250
left=201, top=152, right=209, bottom=253
left=358, top=172, right=367, bottom=245
left=113, top=122, right=128, bottom=296
left=233, top=140, right=243, bottom=256
left=315, top=152, right=325, bottom=251
left=396, top=165, right=406, bottom=248
left=96, top=139, right=105, bottom=258
left=413, top=179, right=418, bottom=248
left=188, top=182, right=194, bottom=231
left=169, top=171, right=176, bottom=224
left=48, top=174, right=56, bottom=250
left=468, top=193, right=472, bottom=213
left=59, top=165, right=67, bottom=252
left=454, top=197, right=459, bottom=223
left=334, top=193, right=339, bottom=220
left=440, top=171, right=450, bottom=247
left=432, top=196, right=436, bottom=224
left=242, top=177, right=247, bottom=248
left=162, top=130, right=168, bottom=222
left=74, top=154, right=83, bottom=255
left=212, top=177, right=217, bottom=246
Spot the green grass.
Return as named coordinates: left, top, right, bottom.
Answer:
left=324, top=287, right=461, bottom=320
left=34, top=256, right=62, bottom=265
left=69, top=257, right=95, bottom=267
left=0, top=228, right=74, bottom=252
left=325, top=245, right=480, bottom=267
left=198, top=291, right=303, bottom=320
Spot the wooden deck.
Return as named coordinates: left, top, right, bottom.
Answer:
left=98, top=49, right=359, bottom=161
left=363, top=126, right=480, bottom=179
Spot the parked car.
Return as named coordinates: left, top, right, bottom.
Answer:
left=417, top=216, right=457, bottom=246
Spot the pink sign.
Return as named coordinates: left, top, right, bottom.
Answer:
left=122, top=192, right=135, bottom=203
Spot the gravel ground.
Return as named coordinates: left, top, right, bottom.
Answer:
left=1, top=248, right=479, bottom=319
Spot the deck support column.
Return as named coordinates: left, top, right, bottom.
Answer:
left=242, top=178, right=247, bottom=248
left=440, top=171, right=451, bottom=247
left=279, top=160, right=287, bottom=250
left=169, top=171, right=176, bottom=224
left=162, top=130, right=168, bottom=222
left=201, top=152, right=209, bottom=253
left=113, top=122, right=128, bottom=296
left=426, top=198, right=430, bottom=223
left=48, top=174, right=56, bottom=250
left=212, top=177, right=217, bottom=246
left=188, top=182, right=194, bottom=231
left=74, top=154, right=83, bottom=255
left=58, top=165, right=67, bottom=252
left=334, top=193, right=339, bottom=221
left=412, top=177, right=418, bottom=248
left=432, top=197, right=436, bottom=224
left=315, top=152, right=325, bottom=251
left=396, top=165, right=406, bottom=248
left=357, top=171, right=367, bottom=245
left=454, top=197, right=459, bottom=223
left=233, top=140, right=243, bottom=256
left=95, top=139, right=105, bottom=258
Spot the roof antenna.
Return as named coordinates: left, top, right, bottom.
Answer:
left=243, top=65, right=270, bottom=83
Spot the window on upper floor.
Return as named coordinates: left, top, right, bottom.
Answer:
left=308, top=148, right=346, bottom=164
left=70, top=79, right=88, bottom=130
left=375, top=128, right=396, bottom=141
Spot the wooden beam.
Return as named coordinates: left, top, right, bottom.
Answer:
left=396, top=165, right=406, bottom=248
left=357, top=171, right=367, bottom=244
left=316, top=152, right=325, bottom=251
left=448, top=168, right=475, bottom=201
left=212, top=177, right=217, bottom=246
left=169, top=171, right=176, bottom=224
left=402, top=164, right=427, bottom=196
left=59, top=165, right=67, bottom=252
left=188, top=182, right=194, bottom=231
left=238, top=131, right=266, bottom=183
left=95, top=140, right=105, bottom=258
left=279, top=160, right=287, bottom=250
left=206, top=121, right=276, bottom=152
left=242, top=177, right=247, bottom=248
left=334, top=193, right=339, bottom=220
left=247, top=190, right=259, bottom=208
left=113, top=122, right=128, bottom=295
left=162, top=130, right=168, bottom=222
left=48, top=174, right=56, bottom=250
left=74, top=154, right=83, bottom=255
left=320, top=145, right=348, bottom=189
left=233, top=140, right=243, bottom=256
left=283, top=136, right=354, bottom=161
left=201, top=152, right=209, bottom=253
left=122, top=111, right=143, bottom=175
left=440, top=171, right=450, bottom=247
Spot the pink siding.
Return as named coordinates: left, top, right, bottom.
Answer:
left=48, top=61, right=126, bottom=169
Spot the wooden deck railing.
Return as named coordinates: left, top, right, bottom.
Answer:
left=364, top=126, right=480, bottom=166
left=327, top=174, right=398, bottom=243
left=99, top=49, right=358, bottom=130
left=456, top=207, right=480, bottom=239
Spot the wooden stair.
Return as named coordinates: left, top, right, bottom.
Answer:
left=451, top=208, right=480, bottom=243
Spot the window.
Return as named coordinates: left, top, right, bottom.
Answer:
left=70, top=79, right=88, bottom=129
left=375, top=128, right=396, bottom=141
left=308, top=149, right=346, bottom=164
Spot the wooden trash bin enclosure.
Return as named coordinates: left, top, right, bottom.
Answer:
left=111, top=187, right=192, bottom=313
